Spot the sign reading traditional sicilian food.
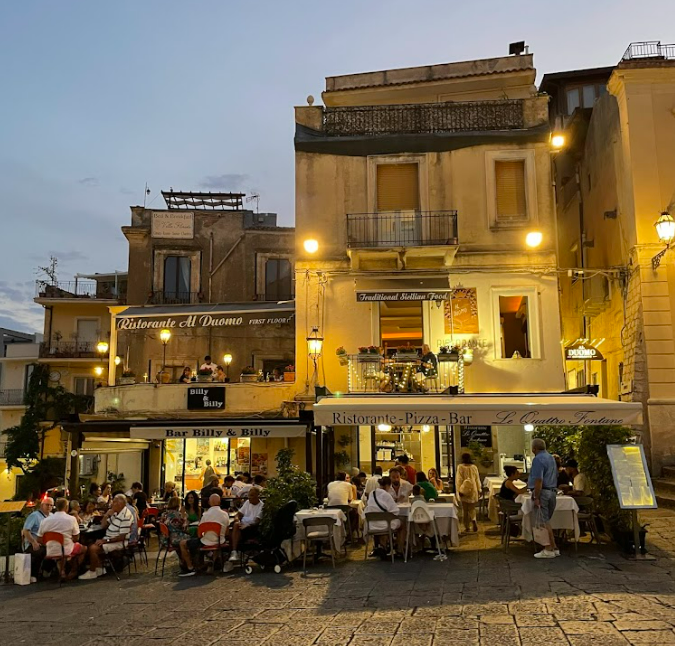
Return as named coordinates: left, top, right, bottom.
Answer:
left=151, top=211, right=194, bottom=239
left=445, top=288, right=479, bottom=335
left=187, top=387, right=225, bottom=411
left=565, top=341, right=604, bottom=361
left=356, top=291, right=449, bottom=302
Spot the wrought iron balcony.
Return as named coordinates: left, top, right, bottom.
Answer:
left=39, top=342, right=99, bottom=359
left=0, top=389, right=25, bottom=406
left=622, top=41, right=675, bottom=61
left=35, top=280, right=126, bottom=300
left=347, top=211, right=458, bottom=249
left=148, top=291, right=204, bottom=305
left=323, top=100, right=524, bottom=137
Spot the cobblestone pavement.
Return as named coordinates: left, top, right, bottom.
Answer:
left=3, top=510, right=675, bottom=645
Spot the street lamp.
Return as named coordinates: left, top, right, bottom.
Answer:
left=307, top=327, right=324, bottom=359
left=114, top=355, right=122, bottom=366
left=551, top=133, right=565, bottom=150
left=303, top=239, right=319, bottom=254
left=525, top=231, right=543, bottom=248
left=652, top=211, right=675, bottom=269
left=96, top=340, right=109, bottom=356
left=159, top=328, right=171, bottom=371
left=93, top=366, right=104, bottom=378
left=223, top=353, right=233, bottom=382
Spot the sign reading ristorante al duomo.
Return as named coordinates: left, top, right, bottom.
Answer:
left=117, top=312, right=295, bottom=330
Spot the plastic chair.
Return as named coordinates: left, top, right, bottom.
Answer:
left=198, top=521, right=228, bottom=569
left=478, top=486, right=490, bottom=519
left=154, top=522, right=176, bottom=577
left=404, top=500, right=445, bottom=562
left=364, top=511, right=398, bottom=564
left=141, top=508, right=159, bottom=548
left=326, top=504, right=353, bottom=549
left=496, top=496, right=523, bottom=553
left=41, top=531, right=70, bottom=585
left=301, top=516, right=338, bottom=575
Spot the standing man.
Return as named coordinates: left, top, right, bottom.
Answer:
left=395, top=455, right=417, bottom=486
left=529, top=438, right=559, bottom=559
left=201, top=460, right=219, bottom=489
left=199, top=355, right=218, bottom=376
left=21, top=496, right=54, bottom=581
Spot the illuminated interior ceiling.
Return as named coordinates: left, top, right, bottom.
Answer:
left=380, top=301, right=423, bottom=340
left=499, top=295, right=523, bottom=313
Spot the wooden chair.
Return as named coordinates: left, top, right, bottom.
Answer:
left=326, top=504, right=353, bottom=550
left=496, top=496, right=523, bottom=553
left=302, top=516, right=338, bottom=575
left=364, top=511, right=398, bottom=564
left=155, top=521, right=176, bottom=577
left=41, top=531, right=69, bottom=585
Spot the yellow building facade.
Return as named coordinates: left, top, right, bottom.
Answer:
left=293, top=52, right=565, bottom=482
left=550, top=43, right=675, bottom=476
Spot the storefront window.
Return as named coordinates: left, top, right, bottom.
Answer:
left=498, top=295, right=530, bottom=358
left=163, top=438, right=185, bottom=497
left=380, top=301, right=423, bottom=354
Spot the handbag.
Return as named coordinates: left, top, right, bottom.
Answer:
left=13, top=552, right=31, bottom=585
left=532, top=507, right=549, bottom=546
left=459, top=478, right=475, bottom=498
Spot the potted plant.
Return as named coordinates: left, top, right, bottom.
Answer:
left=336, top=346, right=348, bottom=367
left=240, top=366, right=259, bottom=383
left=438, top=344, right=460, bottom=362
left=197, top=367, right=213, bottom=382
left=358, top=346, right=369, bottom=355
left=120, top=370, right=136, bottom=385
left=368, top=345, right=380, bottom=354
left=358, top=346, right=381, bottom=363
left=283, top=365, right=295, bottom=382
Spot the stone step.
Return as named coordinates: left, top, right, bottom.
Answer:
left=656, top=491, right=675, bottom=510
left=654, top=478, right=675, bottom=496
left=663, top=466, right=675, bottom=479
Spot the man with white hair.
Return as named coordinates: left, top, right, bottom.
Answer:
left=529, top=438, right=559, bottom=559
left=21, top=496, right=54, bottom=581
left=79, top=493, right=133, bottom=579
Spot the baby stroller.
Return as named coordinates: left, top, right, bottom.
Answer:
left=243, top=500, right=299, bottom=574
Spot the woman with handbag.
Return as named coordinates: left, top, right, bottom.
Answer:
left=456, top=453, right=482, bottom=533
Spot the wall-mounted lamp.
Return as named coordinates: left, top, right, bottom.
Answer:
left=159, top=329, right=171, bottom=371
left=652, top=211, right=675, bottom=269
left=303, top=239, right=319, bottom=254
left=525, top=231, right=543, bottom=248
left=307, top=327, right=324, bottom=359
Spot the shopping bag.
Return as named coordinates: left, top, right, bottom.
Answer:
left=13, top=553, right=31, bottom=585
left=532, top=507, right=549, bottom=546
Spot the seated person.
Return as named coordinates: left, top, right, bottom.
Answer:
left=200, top=476, right=221, bottom=509
left=38, top=497, right=85, bottom=580
left=564, top=459, right=591, bottom=496
left=499, top=466, right=527, bottom=501
left=363, top=467, right=383, bottom=500
left=230, top=475, right=252, bottom=498
left=22, top=497, right=54, bottom=581
left=222, top=475, right=236, bottom=496
left=410, top=485, right=426, bottom=503
left=79, top=494, right=134, bottom=580
left=415, top=472, right=438, bottom=501
left=97, top=483, right=112, bottom=510
left=179, top=493, right=229, bottom=577
left=253, top=474, right=267, bottom=490
left=79, top=500, right=98, bottom=525
left=160, top=497, right=191, bottom=569
left=178, top=367, right=193, bottom=383
left=130, top=482, right=148, bottom=516
left=364, top=477, right=404, bottom=555
left=69, top=500, right=83, bottom=525
left=388, top=468, right=413, bottom=503
left=553, top=454, right=570, bottom=488
left=227, top=486, right=264, bottom=566
left=327, top=471, right=354, bottom=506
left=162, top=481, right=178, bottom=502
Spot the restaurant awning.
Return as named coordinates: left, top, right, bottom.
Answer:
left=115, top=301, right=294, bottom=330
left=313, top=394, right=643, bottom=427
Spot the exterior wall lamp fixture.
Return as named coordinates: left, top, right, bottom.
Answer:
left=159, top=328, right=172, bottom=371
left=223, top=352, right=233, bottom=382
left=652, top=211, right=675, bottom=269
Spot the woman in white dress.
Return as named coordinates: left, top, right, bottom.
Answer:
left=455, top=453, right=482, bottom=533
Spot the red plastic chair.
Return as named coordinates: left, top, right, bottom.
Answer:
left=155, top=521, right=175, bottom=578
left=41, top=531, right=70, bottom=584
left=198, top=522, right=229, bottom=568
left=141, top=507, right=160, bottom=548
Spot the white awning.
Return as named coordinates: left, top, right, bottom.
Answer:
left=313, top=395, right=643, bottom=427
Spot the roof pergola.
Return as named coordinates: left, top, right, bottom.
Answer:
left=162, top=190, right=245, bottom=211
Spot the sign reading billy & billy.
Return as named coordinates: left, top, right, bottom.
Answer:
left=187, top=387, right=225, bottom=411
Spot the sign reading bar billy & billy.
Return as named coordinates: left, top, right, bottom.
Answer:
left=130, top=425, right=308, bottom=440
left=187, top=387, right=225, bottom=411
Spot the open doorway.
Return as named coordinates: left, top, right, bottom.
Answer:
left=380, top=301, right=423, bottom=356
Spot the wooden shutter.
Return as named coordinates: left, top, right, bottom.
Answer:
left=495, top=160, right=526, bottom=219
left=376, top=163, right=419, bottom=211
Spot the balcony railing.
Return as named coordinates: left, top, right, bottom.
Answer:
left=35, top=280, right=125, bottom=300
left=622, top=41, right=675, bottom=61
left=323, top=100, right=524, bottom=137
left=148, top=291, right=204, bottom=305
left=0, top=389, right=25, bottom=406
left=347, top=211, right=458, bottom=249
left=39, top=342, right=99, bottom=359
left=344, top=354, right=463, bottom=394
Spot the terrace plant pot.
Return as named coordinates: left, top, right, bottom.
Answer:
left=120, top=377, right=136, bottom=385
left=283, top=372, right=295, bottom=382
left=197, top=374, right=212, bottom=382
left=240, top=374, right=258, bottom=383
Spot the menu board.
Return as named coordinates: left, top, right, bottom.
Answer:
left=607, top=444, right=657, bottom=509
left=461, top=425, right=492, bottom=447
left=445, top=288, right=479, bottom=334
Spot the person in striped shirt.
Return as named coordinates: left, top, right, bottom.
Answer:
left=79, top=494, right=133, bottom=580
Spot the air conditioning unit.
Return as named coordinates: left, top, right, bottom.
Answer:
left=582, top=274, right=611, bottom=317
left=79, top=454, right=99, bottom=476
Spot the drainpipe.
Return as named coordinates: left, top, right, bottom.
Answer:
left=209, top=232, right=214, bottom=303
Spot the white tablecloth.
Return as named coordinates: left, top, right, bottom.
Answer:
left=294, top=509, right=346, bottom=548
left=516, top=493, right=580, bottom=542
left=397, top=502, right=460, bottom=547
left=484, top=477, right=526, bottom=523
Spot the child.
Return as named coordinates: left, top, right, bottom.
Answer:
left=411, top=485, right=426, bottom=503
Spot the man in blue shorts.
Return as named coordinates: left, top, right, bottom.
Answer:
left=529, top=438, right=559, bottom=558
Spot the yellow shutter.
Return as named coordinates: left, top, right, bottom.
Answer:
left=495, top=160, right=526, bottom=218
left=376, top=163, right=420, bottom=211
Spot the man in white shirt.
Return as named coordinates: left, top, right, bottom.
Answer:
left=327, top=472, right=354, bottom=506
left=362, top=467, right=384, bottom=500
left=38, top=497, right=85, bottom=580
left=389, top=468, right=413, bottom=503
left=80, top=494, right=134, bottom=580
left=363, top=477, right=404, bottom=555
left=199, top=355, right=218, bottom=375
left=179, top=493, right=229, bottom=577
left=228, top=486, right=264, bottom=565
left=231, top=475, right=253, bottom=498
left=564, top=459, right=592, bottom=496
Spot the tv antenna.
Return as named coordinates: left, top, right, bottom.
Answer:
left=143, top=182, right=151, bottom=208
left=246, top=192, right=260, bottom=213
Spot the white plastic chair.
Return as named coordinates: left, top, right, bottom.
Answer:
left=405, top=500, right=446, bottom=562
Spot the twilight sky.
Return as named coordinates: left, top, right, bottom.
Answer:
left=1, top=0, right=673, bottom=332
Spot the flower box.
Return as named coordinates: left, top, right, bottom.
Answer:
left=283, top=371, right=295, bottom=382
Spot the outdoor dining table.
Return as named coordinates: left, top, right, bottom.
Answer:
left=397, top=502, right=460, bottom=547
left=284, top=508, right=347, bottom=562
left=484, top=476, right=526, bottom=523
left=516, top=493, right=580, bottom=542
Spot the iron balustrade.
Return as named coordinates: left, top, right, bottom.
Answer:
left=622, top=41, right=675, bottom=61
left=148, top=291, right=204, bottom=305
left=39, top=342, right=99, bottom=359
left=347, top=211, right=458, bottom=249
left=35, top=280, right=125, bottom=300
left=0, top=389, right=25, bottom=406
left=323, top=100, right=524, bottom=136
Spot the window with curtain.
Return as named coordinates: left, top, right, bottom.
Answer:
left=495, top=160, right=527, bottom=222
left=376, top=163, right=420, bottom=211
left=163, top=256, right=191, bottom=302
left=265, top=258, right=292, bottom=301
